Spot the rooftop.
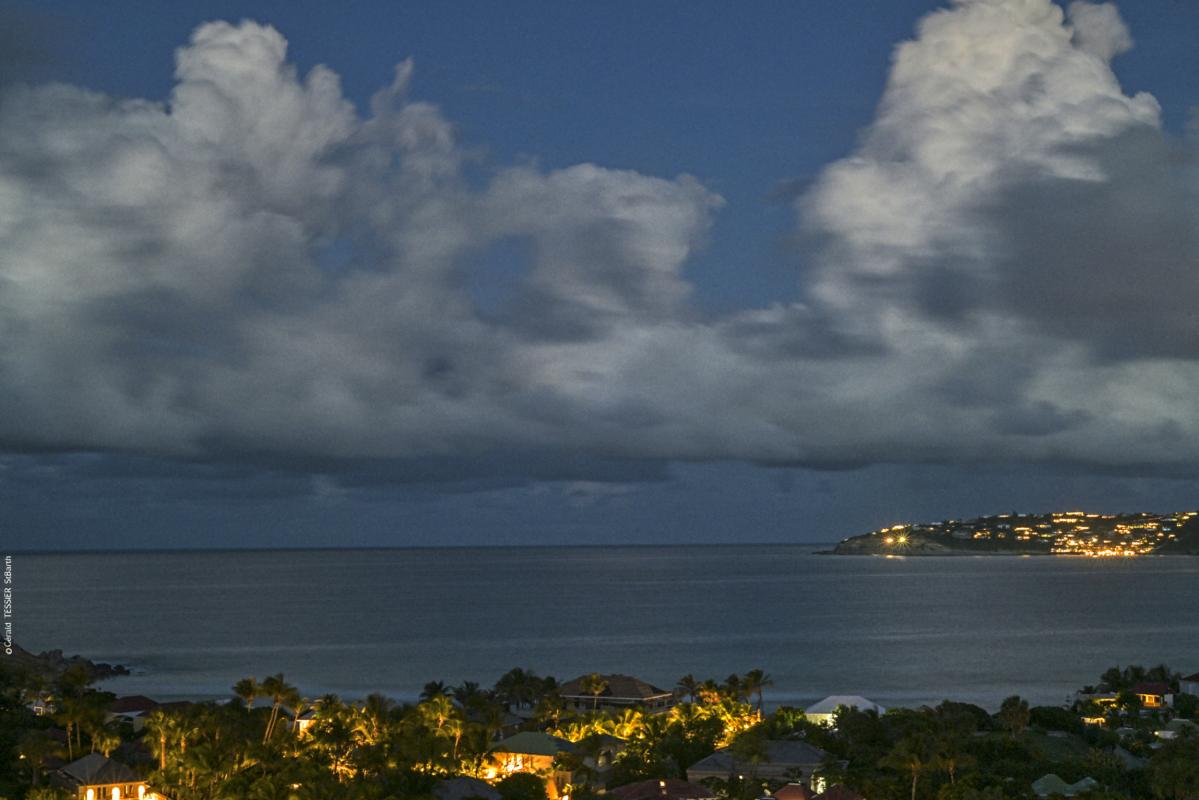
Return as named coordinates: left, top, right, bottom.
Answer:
left=805, top=695, right=885, bottom=715
left=687, top=740, right=828, bottom=773
left=774, top=783, right=817, bottom=800
left=610, top=778, right=719, bottom=800
left=559, top=674, right=672, bottom=700
left=490, top=731, right=574, bottom=757
left=59, top=754, right=140, bottom=787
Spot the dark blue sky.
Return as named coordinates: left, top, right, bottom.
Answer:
left=4, top=0, right=1199, bottom=549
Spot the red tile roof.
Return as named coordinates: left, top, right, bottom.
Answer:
left=814, top=786, right=865, bottom=800
left=611, top=779, right=718, bottom=800
left=774, top=783, right=816, bottom=800
left=1132, top=682, right=1171, bottom=696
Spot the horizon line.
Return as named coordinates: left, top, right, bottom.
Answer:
left=9, top=541, right=839, bottom=556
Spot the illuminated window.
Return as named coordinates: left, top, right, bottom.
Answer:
left=113, top=789, right=122, bottom=800
left=86, top=791, right=95, bottom=800
left=138, top=787, right=146, bottom=799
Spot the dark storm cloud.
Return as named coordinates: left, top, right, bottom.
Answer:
left=3, top=1, right=1199, bottom=507
left=990, top=131, right=1199, bottom=359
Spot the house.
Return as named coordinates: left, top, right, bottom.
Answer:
left=813, top=786, right=865, bottom=800
left=1180, top=673, right=1199, bottom=697
left=27, top=692, right=56, bottom=716
left=610, top=778, right=720, bottom=800
left=51, top=754, right=164, bottom=800
left=773, top=783, right=817, bottom=800
left=288, top=708, right=317, bottom=735
left=1132, top=682, right=1173, bottom=709
left=1155, top=718, right=1199, bottom=741
left=686, top=739, right=828, bottom=785
left=106, top=696, right=160, bottom=732
left=558, top=674, right=675, bottom=713
left=433, top=776, right=502, bottom=800
left=1031, top=774, right=1098, bottom=798
left=1105, top=746, right=1146, bottom=771
left=804, top=696, right=885, bottom=726
left=486, top=732, right=575, bottom=799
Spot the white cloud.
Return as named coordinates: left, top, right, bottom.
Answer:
left=2, top=3, right=1199, bottom=483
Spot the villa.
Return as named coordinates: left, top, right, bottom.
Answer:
left=288, top=707, right=318, bottom=735
left=804, top=695, right=886, bottom=726
left=1155, top=718, right=1199, bottom=740
left=51, top=754, right=163, bottom=800
left=1180, top=672, right=1199, bottom=697
left=686, top=739, right=828, bottom=785
left=1131, top=681, right=1172, bottom=709
left=486, top=731, right=575, bottom=799
left=558, top=673, right=676, bottom=713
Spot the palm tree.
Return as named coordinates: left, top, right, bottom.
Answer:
left=495, top=667, right=541, bottom=709
left=421, top=694, right=456, bottom=734
left=453, top=681, right=483, bottom=707
left=611, top=708, right=641, bottom=739
left=260, top=673, right=299, bottom=743
left=92, top=728, right=121, bottom=758
left=144, top=709, right=176, bottom=771
left=935, top=734, right=975, bottom=786
left=881, top=734, right=936, bottom=800
left=357, top=693, right=394, bottom=745
left=54, top=694, right=83, bottom=760
left=579, top=674, right=608, bottom=710
left=78, top=692, right=113, bottom=754
left=676, top=674, right=700, bottom=703
left=534, top=691, right=566, bottom=729
left=723, top=674, right=745, bottom=703
left=421, top=681, right=450, bottom=701
left=743, top=669, right=773, bottom=713
left=290, top=695, right=311, bottom=738
left=996, top=695, right=1030, bottom=738
left=442, top=714, right=466, bottom=761
left=234, top=677, right=260, bottom=711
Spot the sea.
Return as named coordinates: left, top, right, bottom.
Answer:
left=13, top=546, right=1199, bottom=711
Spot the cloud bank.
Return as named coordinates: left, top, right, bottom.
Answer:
left=2, top=0, right=1197, bottom=487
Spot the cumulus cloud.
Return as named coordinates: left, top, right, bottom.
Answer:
left=1, top=1, right=1198, bottom=491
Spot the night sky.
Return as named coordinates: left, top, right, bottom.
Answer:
left=4, top=0, right=1199, bottom=549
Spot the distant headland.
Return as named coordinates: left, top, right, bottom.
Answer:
left=831, top=510, right=1199, bottom=557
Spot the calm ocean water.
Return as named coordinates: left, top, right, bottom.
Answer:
left=14, top=547, right=1199, bottom=710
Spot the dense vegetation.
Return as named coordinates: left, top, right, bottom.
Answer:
left=1, top=661, right=1197, bottom=800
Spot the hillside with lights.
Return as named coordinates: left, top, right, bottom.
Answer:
left=832, top=510, right=1199, bottom=557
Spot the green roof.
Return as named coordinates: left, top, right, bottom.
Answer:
left=1032, top=773, right=1098, bottom=797
left=490, top=731, right=574, bottom=757
left=1032, top=774, right=1071, bottom=797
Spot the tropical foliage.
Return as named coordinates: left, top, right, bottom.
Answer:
left=0, top=662, right=1196, bottom=800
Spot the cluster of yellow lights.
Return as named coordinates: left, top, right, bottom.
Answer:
left=83, top=787, right=151, bottom=800
left=900, top=509, right=1199, bottom=557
